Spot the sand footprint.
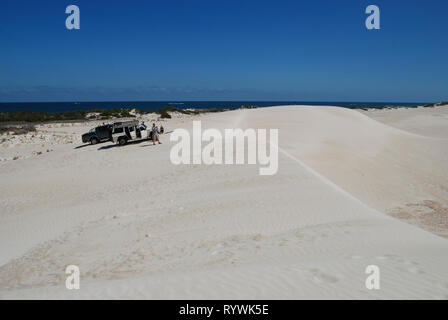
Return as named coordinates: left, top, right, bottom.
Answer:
left=378, top=255, right=426, bottom=275
left=406, top=266, right=425, bottom=274
left=440, top=282, right=448, bottom=291
left=375, top=254, right=397, bottom=260
left=439, top=283, right=448, bottom=299
left=347, top=255, right=364, bottom=260
left=306, top=268, right=339, bottom=284
left=399, top=259, right=426, bottom=274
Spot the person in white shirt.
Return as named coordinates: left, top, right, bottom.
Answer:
left=151, top=123, right=162, bottom=145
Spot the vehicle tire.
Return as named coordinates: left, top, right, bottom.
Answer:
left=90, top=138, right=99, bottom=145
left=118, top=137, right=127, bottom=146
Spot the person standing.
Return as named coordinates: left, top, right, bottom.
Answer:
left=152, top=123, right=162, bottom=145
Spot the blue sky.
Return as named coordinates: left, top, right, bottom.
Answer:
left=0, top=0, right=447, bottom=102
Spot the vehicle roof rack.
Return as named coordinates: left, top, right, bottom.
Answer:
left=112, top=120, right=139, bottom=128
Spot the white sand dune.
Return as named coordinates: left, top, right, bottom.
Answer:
left=361, top=106, right=448, bottom=139
left=0, top=106, right=447, bottom=299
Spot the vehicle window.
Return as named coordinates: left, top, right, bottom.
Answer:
left=114, top=127, right=124, bottom=134
left=129, top=127, right=134, bottom=132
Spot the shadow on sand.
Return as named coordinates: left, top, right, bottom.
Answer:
left=97, top=139, right=151, bottom=150
left=74, top=144, right=92, bottom=149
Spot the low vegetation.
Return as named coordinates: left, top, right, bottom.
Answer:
left=0, top=108, right=136, bottom=123
left=0, top=105, right=238, bottom=123
left=0, top=123, right=36, bottom=135
left=3, top=102, right=440, bottom=124
left=422, top=101, right=448, bottom=108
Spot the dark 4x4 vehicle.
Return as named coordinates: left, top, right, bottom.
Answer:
left=82, top=124, right=112, bottom=145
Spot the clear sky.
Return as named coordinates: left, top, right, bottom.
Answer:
left=0, top=0, right=447, bottom=102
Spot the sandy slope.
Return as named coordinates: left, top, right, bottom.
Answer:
left=361, top=106, right=448, bottom=139
left=0, top=106, right=447, bottom=299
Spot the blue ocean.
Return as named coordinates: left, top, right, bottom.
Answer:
left=0, top=101, right=425, bottom=113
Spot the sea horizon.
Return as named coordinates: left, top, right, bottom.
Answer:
left=0, top=100, right=428, bottom=113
